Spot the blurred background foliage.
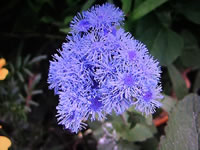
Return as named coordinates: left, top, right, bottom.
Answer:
left=0, top=0, right=200, bottom=149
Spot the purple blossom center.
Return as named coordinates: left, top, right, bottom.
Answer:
left=128, top=51, right=136, bottom=61
left=98, top=15, right=103, bottom=20
left=104, top=28, right=109, bottom=35
left=79, top=20, right=90, bottom=29
left=68, top=111, right=75, bottom=121
left=143, top=91, right=152, bottom=102
left=111, top=28, right=117, bottom=36
left=89, top=97, right=103, bottom=111
left=124, top=75, right=135, bottom=86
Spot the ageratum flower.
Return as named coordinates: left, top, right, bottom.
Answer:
left=48, top=3, right=163, bottom=133
left=70, top=3, right=124, bottom=33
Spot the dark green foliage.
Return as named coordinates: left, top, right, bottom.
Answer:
left=0, top=0, right=200, bottom=149
left=168, top=64, right=188, bottom=99
left=0, top=54, right=45, bottom=122
left=159, top=94, right=200, bottom=150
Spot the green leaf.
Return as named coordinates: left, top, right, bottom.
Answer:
left=128, top=111, right=146, bottom=128
left=180, top=30, right=200, bottom=68
left=135, top=14, right=161, bottom=46
left=23, top=55, right=31, bottom=66
left=151, top=28, right=184, bottom=66
left=141, top=138, right=159, bottom=150
left=24, top=84, right=28, bottom=94
left=112, top=116, right=154, bottom=142
left=31, top=74, right=41, bottom=89
left=132, top=0, right=168, bottom=21
left=40, top=16, right=55, bottom=24
left=128, top=107, right=153, bottom=126
left=31, top=90, right=43, bottom=95
left=167, top=64, right=188, bottom=99
left=123, top=124, right=154, bottom=142
left=16, top=71, right=24, bottom=82
left=28, top=55, right=47, bottom=65
left=59, top=28, right=70, bottom=34
left=161, top=95, right=177, bottom=113
left=134, top=0, right=145, bottom=8
left=16, top=55, right=22, bottom=69
left=155, top=10, right=171, bottom=27
left=117, top=140, right=140, bottom=150
left=63, top=16, right=73, bottom=25
left=135, top=15, right=184, bottom=66
left=9, top=63, right=15, bottom=73
left=159, top=94, right=200, bottom=150
left=23, top=68, right=33, bottom=77
left=193, top=71, right=200, bottom=93
left=28, top=100, right=39, bottom=106
left=24, top=105, right=31, bottom=112
left=177, top=1, right=200, bottom=24
left=121, top=0, right=132, bottom=14
left=145, top=115, right=153, bottom=125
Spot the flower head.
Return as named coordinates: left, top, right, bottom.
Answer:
left=133, top=86, right=163, bottom=115
left=70, top=3, right=124, bottom=33
left=48, top=3, right=163, bottom=133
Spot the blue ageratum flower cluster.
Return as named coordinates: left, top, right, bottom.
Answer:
left=48, top=3, right=163, bottom=133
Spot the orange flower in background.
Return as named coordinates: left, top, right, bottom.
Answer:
left=0, top=58, right=9, bottom=80
left=0, top=126, right=12, bottom=150
left=0, top=136, right=11, bottom=150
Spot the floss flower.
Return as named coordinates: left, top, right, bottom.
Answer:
left=48, top=3, right=163, bottom=133
left=70, top=3, right=124, bottom=33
